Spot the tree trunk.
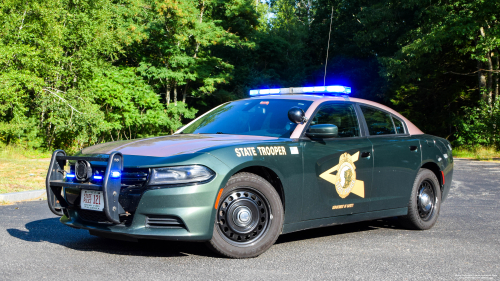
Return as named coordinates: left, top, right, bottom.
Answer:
left=39, top=108, right=45, bottom=128
left=193, top=1, right=205, bottom=59
left=495, top=50, right=499, bottom=104
left=486, top=50, right=493, bottom=105
left=307, top=0, right=312, bottom=27
left=166, top=82, right=170, bottom=106
left=173, top=82, right=178, bottom=105
left=478, top=60, right=487, bottom=99
left=478, top=28, right=488, bottom=102
left=182, top=83, right=188, bottom=103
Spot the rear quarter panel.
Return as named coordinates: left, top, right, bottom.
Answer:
left=416, top=134, right=454, bottom=201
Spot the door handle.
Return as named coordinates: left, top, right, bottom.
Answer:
left=361, top=152, right=371, bottom=158
left=410, top=146, right=418, bottom=151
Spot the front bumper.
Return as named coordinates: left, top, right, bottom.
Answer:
left=61, top=179, right=221, bottom=241
left=46, top=150, right=230, bottom=242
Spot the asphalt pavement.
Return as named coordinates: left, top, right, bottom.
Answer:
left=1, top=159, right=499, bottom=280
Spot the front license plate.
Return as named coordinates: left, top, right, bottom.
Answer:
left=81, top=190, right=104, bottom=211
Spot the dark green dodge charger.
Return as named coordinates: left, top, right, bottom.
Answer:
left=46, top=85, right=453, bottom=258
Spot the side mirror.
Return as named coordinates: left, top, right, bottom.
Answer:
left=306, top=124, right=338, bottom=138
left=288, top=107, right=307, bottom=124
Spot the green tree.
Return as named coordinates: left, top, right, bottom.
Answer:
left=0, top=0, right=198, bottom=151
left=0, top=0, right=119, bottom=150
left=123, top=0, right=254, bottom=107
left=309, top=0, right=500, bottom=143
left=90, top=66, right=197, bottom=140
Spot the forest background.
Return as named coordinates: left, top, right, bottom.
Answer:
left=1, top=0, right=499, bottom=154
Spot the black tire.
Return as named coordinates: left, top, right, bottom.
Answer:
left=207, top=172, right=284, bottom=258
left=399, top=168, right=442, bottom=230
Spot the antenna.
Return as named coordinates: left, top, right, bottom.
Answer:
left=324, top=6, right=334, bottom=86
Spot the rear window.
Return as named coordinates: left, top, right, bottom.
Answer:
left=392, top=117, right=405, bottom=134
left=360, top=106, right=395, bottom=135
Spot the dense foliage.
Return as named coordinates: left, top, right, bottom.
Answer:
left=0, top=0, right=499, bottom=151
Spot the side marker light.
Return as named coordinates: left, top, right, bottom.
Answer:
left=215, top=188, right=224, bottom=209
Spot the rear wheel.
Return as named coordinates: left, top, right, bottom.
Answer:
left=399, top=168, right=441, bottom=230
left=207, top=172, right=284, bottom=258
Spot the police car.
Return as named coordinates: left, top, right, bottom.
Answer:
left=46, top=85, right=453, bottom=258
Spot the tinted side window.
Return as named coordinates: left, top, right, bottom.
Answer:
left=392, top=117, right=405, bottom=134
left=311, top=103, right=360, bottom=138
left=360, top=106, right=395, bottom=135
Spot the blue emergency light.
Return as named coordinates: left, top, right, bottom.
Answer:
left=93, top=175, right=103, bottom=180
left=249, top=85, right=351, bottom=96
left=110, top=171, right=121, bottom=178
left=66, top=173, right=75, bottom=179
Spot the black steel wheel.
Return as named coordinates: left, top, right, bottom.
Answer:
left=207, top=172, right=284, bottom=258
left=399, top=168, right=441, bottom=230
left=417, top=180, right=436, bottom=221
left=217, top=189, right=270, bottom=246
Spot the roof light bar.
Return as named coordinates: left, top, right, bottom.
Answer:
left=249, top=85, right=351, bottom=96
left=249, top=89, right=281, bottom=96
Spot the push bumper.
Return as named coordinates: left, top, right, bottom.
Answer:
left=61, top=179, right=222, bottom=242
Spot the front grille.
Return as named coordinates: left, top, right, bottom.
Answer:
left=85, top=167, right=150, bottom=188
left=121, top=169, right=149, bottom=188
left=78, top=209, right=134, bottom=225
left=119, top=168, right=150, bottom=213
left=145, top=215, right=186, bottom=229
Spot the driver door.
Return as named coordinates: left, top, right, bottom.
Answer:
left=301, top=102, right=374, bottom=220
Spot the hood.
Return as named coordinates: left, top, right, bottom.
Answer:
left=80, top=134, right=278, bottom=157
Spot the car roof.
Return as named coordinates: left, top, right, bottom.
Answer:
left=244, top=95, right=424, bottom=136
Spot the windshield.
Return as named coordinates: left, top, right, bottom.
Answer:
left=180, top=99, right=313, bottom=138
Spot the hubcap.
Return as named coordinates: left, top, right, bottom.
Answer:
left=233, top=206, right=252, bottom=227
left=417, top=180, right=436, bottom=221
left=217, top=189, right=271, bottom=245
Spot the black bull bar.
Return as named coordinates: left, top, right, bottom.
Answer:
left=45, top=150, right=124, bottom=224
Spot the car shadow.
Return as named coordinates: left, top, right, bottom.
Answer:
left=7, top=217, right=408, bottom=258
left=6, top=218, right=217, bottom=258
left=276, top=217, right=408, bottom=244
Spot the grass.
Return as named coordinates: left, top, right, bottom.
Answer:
left=453, top=147, right=500, bottom=161
left=0, top=145, right=51, bottom=194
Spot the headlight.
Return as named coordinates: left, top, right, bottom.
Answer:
left=149, top=165, right=215, bottom=186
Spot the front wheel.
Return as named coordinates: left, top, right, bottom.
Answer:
left=207, top=172, right=284, bottom=258
left=399, top=168, right=442, bottom=230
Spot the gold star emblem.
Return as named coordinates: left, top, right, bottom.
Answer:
left=319, top=152, right=365, bottom=198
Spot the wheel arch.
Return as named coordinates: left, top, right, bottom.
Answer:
left=233, top=166, right=285, bottom=212
left=420, top=161, right=443, bottom=191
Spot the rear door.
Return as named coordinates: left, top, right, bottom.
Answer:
left=358, top=105, right=421, bottom=211
left=301, top=102, right=374, bottom=220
